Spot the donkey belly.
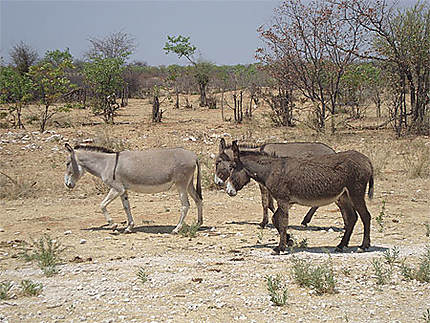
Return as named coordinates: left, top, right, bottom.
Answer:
left=128, top=181, right=175, bottom=194
left=291, top=187, right=347, bottom=207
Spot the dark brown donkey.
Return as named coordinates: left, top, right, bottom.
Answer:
left=225, top=141, right=374, bottom=254
left=214, top=138, right=335, bottom=227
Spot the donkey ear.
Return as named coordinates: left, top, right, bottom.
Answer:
left=232, top=140, right=240, bottom=160
left=219, top=138, right=226, bottom=152
left=65, top=143, right=73, bottom=153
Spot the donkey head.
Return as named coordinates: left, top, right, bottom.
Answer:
left=225, top=141, right=251, bottom=197
left=64, top=143, right=84, bottom=189
left=214, top=138, right=232, bottom=186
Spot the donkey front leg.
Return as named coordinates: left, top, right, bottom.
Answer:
left=100, top=188, right=121, bottom=230
left=259, top=184, right=274, bottom=228
left=172, top=190, right=190, bottom=234
left=120, top=192, right=134, bottom=233
left=273, top=204, right=292, bottom=254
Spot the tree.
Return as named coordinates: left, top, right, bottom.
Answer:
left=9, top=41, right=38, bottom=75
left=29, top=49, right=75, bottom=132
left=83, top=56, right=126, bottom=124
left=330, top=0, right=430, bottom=135
left=83, top=32, right=135, bottom=124
left=257, top=0, right=364, bottom=132
left=86, top=31, right=136, bottom=60
left=0, top=66, right=33, bottom=128
left=164, top=35, right=212, bottom=107
left=167, top=64, right=182, bottom=109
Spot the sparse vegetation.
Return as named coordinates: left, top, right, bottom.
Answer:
left=402, top=142, right=430, bottom=179
left=401, top=245, right=430, bottom=283
left=376, top=200, right=386, bottom=232
left=136, top=267, right=148, bottom=284
left=291, top=256, right=336, bottom=294
left=371, top=258, right=393, bottom=286
left=383, top=247, right=400, bottom=267
left=423, top=309, right=430, bottom=323
left=265, top=274, right=288, bottom=306
left=178, top=222, right=200, bottom=238
left=20, top=279, right=43, bottom=296
left=19, top=234, right=64, bottom=276
left=426, top=223, right=430, bottom=238
left=0, top=171, right=37, bottom=200
left=256, top=228, right=264, bottom=244
left=0, top=281, right=13, bottom=300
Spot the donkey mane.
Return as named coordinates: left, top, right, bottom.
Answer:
left=238, top=149, right=279, bottom=158
left=74, top=145, right=116, bottom=154
left=224, top=143, right=260, bottom=150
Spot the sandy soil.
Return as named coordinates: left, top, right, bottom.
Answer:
left=0, top=97, right=429, bottom=322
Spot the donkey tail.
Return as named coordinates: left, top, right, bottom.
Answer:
left=368, top=174, right=374, bottom=200
left=196, top=158, right=203, bottom=200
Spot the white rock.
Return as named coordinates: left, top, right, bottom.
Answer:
left=64, top=230, right=72, bottom=235
left=80, top=239, right=87, bottom=244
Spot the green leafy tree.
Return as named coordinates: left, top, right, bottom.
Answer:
left=167, top=64, right=182, bottom=109
left=0, top=66, right=33, bottom=128
left=83, top=32, right=134, bottom=124
left=164, top=35, right=212, bottom=107
left=29, top=49, right=75, bottom=132
left=83, top=56, right=126, bottom=124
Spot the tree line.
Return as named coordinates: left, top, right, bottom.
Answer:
left=0, top=0, right=428, bottom=136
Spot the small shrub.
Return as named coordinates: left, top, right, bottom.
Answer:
left=375, top=200, right=385, bottom=232
left=266, top=274, right=288, bottom=306
left=256, top=228, right=264, bottom=244
left=297, top=238, right=308, bottom=249
left=423, top=309, right=430, bottom=323
left=179, top=222, right=200, bottom=238
left=425, top=223, right=430, bottom=238
left=19, top=234, right=64, bottom=277
left=402, top=142, right=430, bottom=179
left=400, top=245, right=430, bottom=283
left=199, top=155, right=218, bottom=191
left=383, top=247, right=400, bottom=267
left=136, top=267, right=148, bottom=284
left=291, top=256, right=336, bottom=294
left=0, top=281, right=13, bottom=300
left=0, top=171, right=37, bottom=200
left=94, top=127, right=130, bottom=152
left=20, top=280, right=43, bottom=296
left=371, top=258, right=392, bottom=285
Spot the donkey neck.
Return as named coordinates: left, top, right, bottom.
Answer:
left=76, top=151, right=114, bottom=178
left=240, top=153, right=279, bottom=186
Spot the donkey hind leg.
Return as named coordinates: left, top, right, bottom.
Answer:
left=335, top=194, right=358, bottom=252
left=301, top=207, right=318, bottom=227
left=350, top=193, right=372, bottom=252
left=120, top=192, right=134, bottom=233
left=187, top=179, right=203, bottom=226
left=100, top=188, right=121, bottom=230
left=172, top=189, right=190, bottom=234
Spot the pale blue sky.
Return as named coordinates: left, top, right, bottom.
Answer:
left=1, top=0, right=420, bottom=66
left=1, top=0, right=280, bottom=65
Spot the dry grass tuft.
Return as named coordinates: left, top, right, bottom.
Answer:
left=0, top=172, right=37, bottom=200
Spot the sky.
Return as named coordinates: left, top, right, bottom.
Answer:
left=1, top=0, right=281, bottom=66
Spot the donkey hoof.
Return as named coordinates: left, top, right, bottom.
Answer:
left=259, top=221, right=268, bottom=229
left=287, top=239, right=294, bottom=247
left=301, top=222, right=308, bottom=227
left=272, top=247, right=281, bottom=255
left=335, top=246, right=344, bottom=253
left=124, top=227, right=134, bottom=234
left=110, top=223, right=118, bottom=231
left=357, top=246, right=369, bottom=253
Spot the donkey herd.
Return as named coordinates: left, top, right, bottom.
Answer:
left=64, top=138, right=374, bottom=254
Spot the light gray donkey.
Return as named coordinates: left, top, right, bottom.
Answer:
left=64, top=143, right=203, bottom=233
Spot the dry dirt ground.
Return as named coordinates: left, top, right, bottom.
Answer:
left=0, top=97, right=429, bottom=322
